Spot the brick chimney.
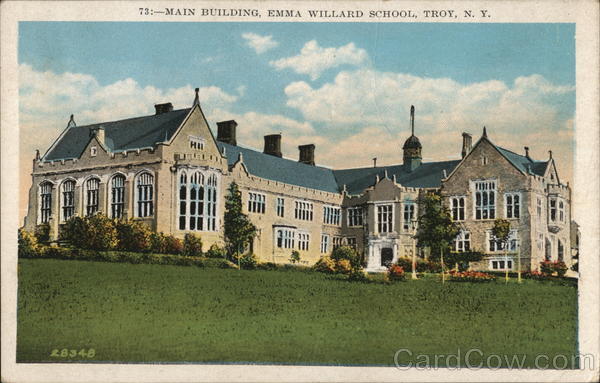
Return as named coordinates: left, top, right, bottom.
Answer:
left=154, top=102, right=173, bottom=115
left=263, top=134, right=282, bottom=157
left=298, top=144, right=315, bottom=166
left=461, top=132, right=473, bottom=158
left=217, top=120, right=237, bottom=146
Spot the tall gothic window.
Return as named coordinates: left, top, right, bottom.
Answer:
left=505, top=193, right=520, bottom=219
left=61, top=180, right=75, bottom=222
left=40, top=181, right=53, bottom=223
left=136, top=172, right=154, bottom=217
left=178, top=171, right=218, bottom=232
left=179, top=173, right=187, bottom=230
left=450, top=196, right=465, bottom=221
left=377, top=204, right=393, bottom=233
left=189, top=172, right=205, bottom=230
left=474, top=180, right=496, bottom=220
left=85, top=178, right=100, bottom=216
left=111, top=174, right=125, bottom=219
left=402, top=202, right=416, bottom=231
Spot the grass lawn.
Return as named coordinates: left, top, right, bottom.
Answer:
left=17, top=258, right=578, bottom=367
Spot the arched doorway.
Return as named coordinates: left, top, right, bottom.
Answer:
left=381, top=248, right=393, bottom=267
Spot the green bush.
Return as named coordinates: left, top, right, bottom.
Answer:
left=348, top=268, right=369, bottom=282
left=149, top=232, right=167, bottom=254
left=238, top=253, right=258, bottom=270
left=163, top=234, right=183, bottom=255
left=62, top=214, right=118, bottom=250
left=290, top=250, right=301, bottom=264
left=183, top=233, right=203, bottom=257
left=116, top=219, right=152, bottom=252
left=205, top=244, right=227, bottom=258
left=331, top=246, right=360, bottom=269
left=313, top=256, right=336, bottom=274
left=387, top=264, right=406, bottom=281
left=18, top=229, right=40, bottom=258
left=335, top=259, right=353, bottom=275
left=34, top=224, right=50, bottom=243
left=257, top=262, right=278, bottom=270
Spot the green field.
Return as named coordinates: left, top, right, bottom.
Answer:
left=17, top=258, right=578, bottom=367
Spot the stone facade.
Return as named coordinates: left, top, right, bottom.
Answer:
left=23, top=93, right=575, bottom=272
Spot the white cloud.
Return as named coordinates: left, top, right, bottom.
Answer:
left=241, top=32, right=279, bottom=54
left=270, top=40, right=369, bottom=80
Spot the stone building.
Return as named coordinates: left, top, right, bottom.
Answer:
left=23, top=89, right=576, bottom=272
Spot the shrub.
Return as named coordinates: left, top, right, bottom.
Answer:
left=18, top=229, right=40, bottom=258
left=238, top=253, right=258, bottom=270
left=554, top=261, right=568, bottom=277
left=524, top=270, right=550, bottom=281
left=149, top=232, right=166, bottom=254
left=115, top=219, right=152, bottom=252
left=313, top=256, right=336, bottom=274
left=447, top=270, right=496, bottom=282
left=331, top=246, right=360, bottom=269
left=387, top=264, right=406, bottom=281
left=163, top=234, right=183, bottom=255
left=335, top=259, right=353, bottom=275
left=395, top=257, right=413, bottom=271
left=290, top=250, right=301, bottom=264
left=205, top=244, right=227, bottom=258
left=63, top=214, right=118, bottom=251
left=539, top=260, right=568, bottom=277
left=183, top=233, right=203, bottom=257
left=34, top=224, right=50, bottom=243
left=540, top=260, right=554, bottom=275
left=218, top=259, right=238, bottom=269
left=348, top=268, right=369, bottom=282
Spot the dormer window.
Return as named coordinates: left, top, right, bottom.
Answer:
left=189, top=136, right=205, bottom=150
left=90, top=146, right=97, bottom=157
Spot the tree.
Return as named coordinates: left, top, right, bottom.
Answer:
left=492, top=218, right=511, bottom=283
left=223, top=182, right=257, bottom=261
left=415, top=193, right=459, bottom=283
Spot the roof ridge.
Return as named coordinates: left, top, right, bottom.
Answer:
left=75, top=108, right=191, bottom=129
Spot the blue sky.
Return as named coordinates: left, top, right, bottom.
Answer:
left=18, top=22, right=575, bottom=216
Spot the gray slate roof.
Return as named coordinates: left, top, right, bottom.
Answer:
left=333, top=160, right=461, bottom=195
left=43, top=108, right=190, bottom=161
left=495, top=145, right=548, bottom=176
left=217, top=142, right=341, bottom=194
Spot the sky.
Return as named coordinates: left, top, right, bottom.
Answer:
left=18, top=22, right=575, bottom=219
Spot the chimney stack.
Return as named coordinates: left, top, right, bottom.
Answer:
left=461, top=132, right=473, bottom=158
left=298, top=144, right=315, bottom=166
left=524, top=146, right=530, bottom=159
left=217, top=120, right=237, bottom=146
left=263, top=134, right=282, bottom=157
left=154, top=102, right=173, bottom=115
left=90, top=126, right=105, bottom=146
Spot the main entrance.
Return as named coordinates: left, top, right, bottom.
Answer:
left=381, top=248, right=393, bottom=267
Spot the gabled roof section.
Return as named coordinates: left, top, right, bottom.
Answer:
left=217, top=142, right=340, bottom=194
left=494, top=145, right=548, bottom=176
left=333, top=160, right=461, bottom=195
left=43, top=108, right=191, bottom=161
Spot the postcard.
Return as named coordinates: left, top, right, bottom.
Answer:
left=1, top=1, right=598, bottom=382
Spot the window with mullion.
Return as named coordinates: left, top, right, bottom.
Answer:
left=110, top=175, right=125, bottom=219
left=85, top=178, right=100, bottom=216
left=61, top=180, right=75, bottom=222
left=40, top=182, right=53, bottom=223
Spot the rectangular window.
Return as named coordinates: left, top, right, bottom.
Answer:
left=549, top=198, right=557, bottom=222
left=377, top=204, right=393, bottom=233
left=346, top=237, right=357, bottom=250
left=189, top=135, right=205, bottom=150
left=248, top=192, right=266, bottom=214
left=40, top=183, right=52, bottom=224
left=276, top=228, right=295, bottom=249
left=488, top=230, right=518, bottom=252
left=323, top=206, right=341, bottom=225
left=505, top=193, right=520, bottom=219
left=474, top=180, right=496, bottom=220
left=136, top=173, right=154, bottom=218
left=537, top=197, right=542, bottom=219
left=558, top=200, right=565, bottom=222
left=332, top=236, right=343, bottom=249
left=450, top=196, right=465, bottom=221
left=320, top=234, right=330, bottom=254
left=347, top=207, right=363, bottom=227
left=86, top=178, right=100, bottom=216
left=294, top=200, right=313, bottom=221
left=454, top=231, right=471, bottom=252
left=276, top=197, right=285, bottom=217
left=298, top=232, right=310, bottom=251
left=490, top=259, right=513, bottom=270
left=402, top=203, right=416, bottom=231
left=111, top=176, right=125, bottom=219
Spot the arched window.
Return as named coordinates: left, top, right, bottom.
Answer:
left=111, top=174, right=126, bottom=219
left=39, top=181, right=53, bottom=223
left=85, top=178, right=100, bottom=216
left=189, top=172, right=205, bottom=230
left=206, top=174, right=218, bottom=231
left=61, top=180, right=75, bottom=222
left=179, top=172, right=187, bottom=230
left=545, top=238, right=552, bottom=261
left=136, top=172, right=154, bottom=217
left=558, top=240, right=564, bottom=262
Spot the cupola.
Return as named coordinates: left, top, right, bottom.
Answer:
left=403, top=105, right=422, bottom=171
